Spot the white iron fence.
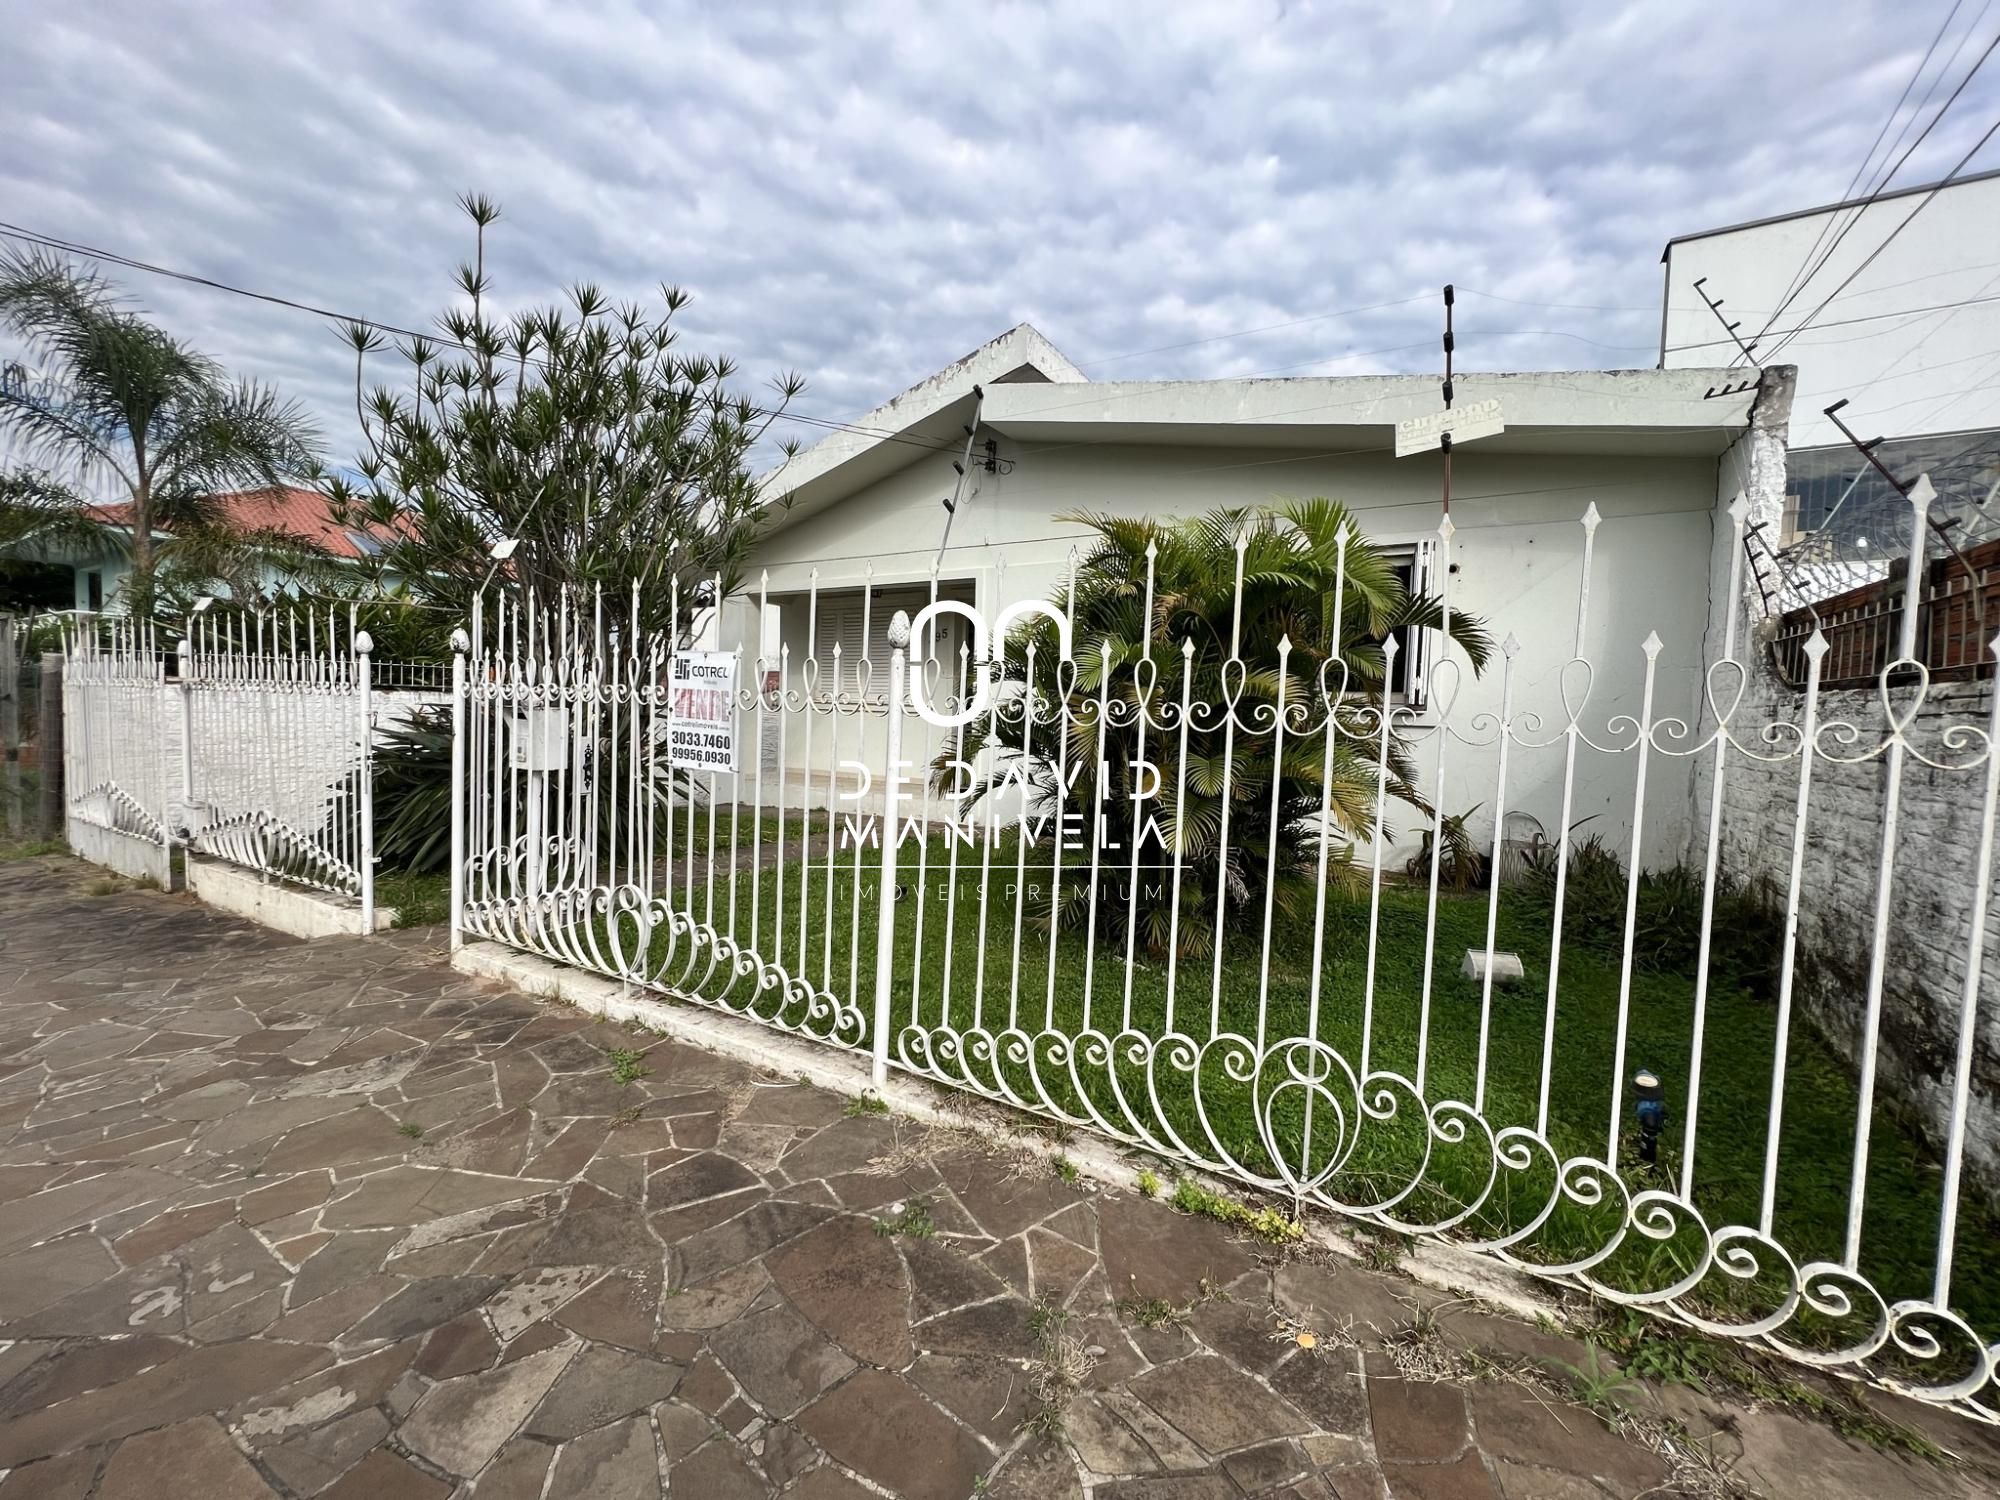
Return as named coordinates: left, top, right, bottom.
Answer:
left=63, top=619, right=172, bottom=885
left=448, top=494, right=1995, bottom=1420
left=177, top=611, right=378, bottom=918
left=60, top=612, right=445, bottom=924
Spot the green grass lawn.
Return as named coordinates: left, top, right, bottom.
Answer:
left=424, top=808, right=2000, bottom=1376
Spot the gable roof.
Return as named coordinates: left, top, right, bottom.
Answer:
left=85, top=487, right=409, bottom=559
left=756, top=323, right=1084, bottom=531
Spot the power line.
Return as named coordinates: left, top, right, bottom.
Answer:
left=1457, top=287, right=1654, bottom=314
left=0, top=219, right=975, bottom=461
left=1765, top=107, right=2000, bottom=362
left=1758, top=0, right=1973, bottom=339
left=1069, top=293, right=1432, bottom=368
left=1748, top=32, right=2000, bottom=362
left=1669, top=284, right=2000, bottom=358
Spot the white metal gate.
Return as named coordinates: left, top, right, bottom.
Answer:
left=62, top=618, right=172, bottom=886
left=177, top=609, right=376, bottom=921
left=453, top=494, right=2000, bottom=1421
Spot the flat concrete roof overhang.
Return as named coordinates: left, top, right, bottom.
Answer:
left=756, top=364, right=1765, bottom=536
left=976, top=368, right=1752, bottom=459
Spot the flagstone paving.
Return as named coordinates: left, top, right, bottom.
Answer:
left=2, top=854, right=1999, bottom=1499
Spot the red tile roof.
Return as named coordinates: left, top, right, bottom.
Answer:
left=85, top=487, right=411, bottom=560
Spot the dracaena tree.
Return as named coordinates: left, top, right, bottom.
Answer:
left=324, top=194, right=808, bottom=645
left=939, top=499, right=1492, bottom=956
left=0, top=250, right=322, bottom=617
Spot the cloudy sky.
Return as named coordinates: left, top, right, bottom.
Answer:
left=3, top=0, right=1996, bottom=474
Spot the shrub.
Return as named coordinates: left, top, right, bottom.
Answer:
left=1518, top=833, right=1782, bottom=999
left=941, top=499, right=1491, bottom=957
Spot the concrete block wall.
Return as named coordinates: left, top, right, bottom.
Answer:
left=1702, top=659, right=2000, bottom=1202
left=1694, top=363, right=2000, bottom=1203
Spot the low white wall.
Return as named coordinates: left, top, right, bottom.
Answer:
left=186, top=856, right=394, bottom=939
left=65, top=819, right=170, bottom=887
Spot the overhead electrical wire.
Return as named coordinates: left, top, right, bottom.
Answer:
left=1757, top=0, right=1975, bottom=337
left=1746, top=28, right=2000, bottom=362
left=1764, top=108, right=2000, bottom=362
left=0, top=219, right=977, bottom=461
left=1, top=216, right=1675, bottom=488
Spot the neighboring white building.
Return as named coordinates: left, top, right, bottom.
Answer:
left=1661, top=171, right=2000, bottom=561
left=734, top=325, right=1783, bottom=870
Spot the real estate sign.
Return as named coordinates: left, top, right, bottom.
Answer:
left=667, top=651, right=737, bottom=772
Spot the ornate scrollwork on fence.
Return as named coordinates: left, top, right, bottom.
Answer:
left=456, top=497, right=2000, bottom=1421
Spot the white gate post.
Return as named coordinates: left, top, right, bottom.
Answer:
left=355, top=631, right=375, bottom=932
left=870, top=612, right=910, bottom=1090
left=175, top=637, right=195, bottom=823
left=449, top=629, right=469, bottom=952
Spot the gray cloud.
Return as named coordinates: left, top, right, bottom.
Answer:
left=3, top=1, right=1993, bottom=471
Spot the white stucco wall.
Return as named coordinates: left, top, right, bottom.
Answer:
left=739, top=434, right=1730, bottom=871
left=1661, top=172, right=2000, bottom=447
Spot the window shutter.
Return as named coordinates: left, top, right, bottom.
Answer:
left=802, top=587, right=960, bottom=696
left=1406, top=538, right=1437, bottom=708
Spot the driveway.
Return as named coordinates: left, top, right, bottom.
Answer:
left=0, top=855, right=1991, bottom=1499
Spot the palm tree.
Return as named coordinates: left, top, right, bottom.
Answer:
left=939, top=499, right=1492, bottom=956
left=0, top=250, right=321, bottom=617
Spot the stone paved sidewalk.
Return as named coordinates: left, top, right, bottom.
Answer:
left=1, top=857, right=1997, bottom=1500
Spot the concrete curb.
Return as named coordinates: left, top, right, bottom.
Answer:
left=450, top=938, right=1560, bottom=1327
left=187, top=857, right=393, bottom=940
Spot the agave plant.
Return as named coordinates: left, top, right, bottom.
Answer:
left=938, top=499, right=1491, bottom=956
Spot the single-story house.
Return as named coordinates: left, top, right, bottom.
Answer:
left=727, top=324, right=1791, bottom=869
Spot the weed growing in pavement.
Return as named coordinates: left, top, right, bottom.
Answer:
left=1116, top=1292, right=1190, bottom=1331
left=606, top=1046, right=649, bottom=1085
left=1022, top=1297, right=1094, bottom=1439
left=844, top=1093, right=891, bottom=1118
left=873, top=1198, right=937, bottom=1240
left=1556, top=1346, right=1644, bottom=1422
left=1136, top=1167, right=1162, bottom=1198
left=1586, top=1307, right=1944, bottom=1462
left=1168, top=1177, right=1304, bottom=1247
left=397, top=1122, right=424, bottom=1140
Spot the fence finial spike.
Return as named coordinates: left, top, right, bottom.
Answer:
left=1383, top=632, right=1400, bottom=662
left=1501, top=632, right=1521, bottom=658
left=1641, top=629, right=1664, bottom=658
left=1438, top=514, right=1456, bottom=543
left=450, top=627, right=471, bottom=655
left=1580, top=500, right=1602, bottom=532
left=1803, top=628, right=1829, bottom=662
left=1181, top=636, right=1195, bottom=658
left=1909, top=472, right=1937, bottom=511
left=1727, top=492, right=1750, bottom=525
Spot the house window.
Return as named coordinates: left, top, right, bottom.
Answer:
left=784, top=580, right=977, bottom=694
left=86, top=570, right=103, bottom=611
left=1359, top=542, right=1438, bottom=705
left=1785, top=429, right=2000, bottom=547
